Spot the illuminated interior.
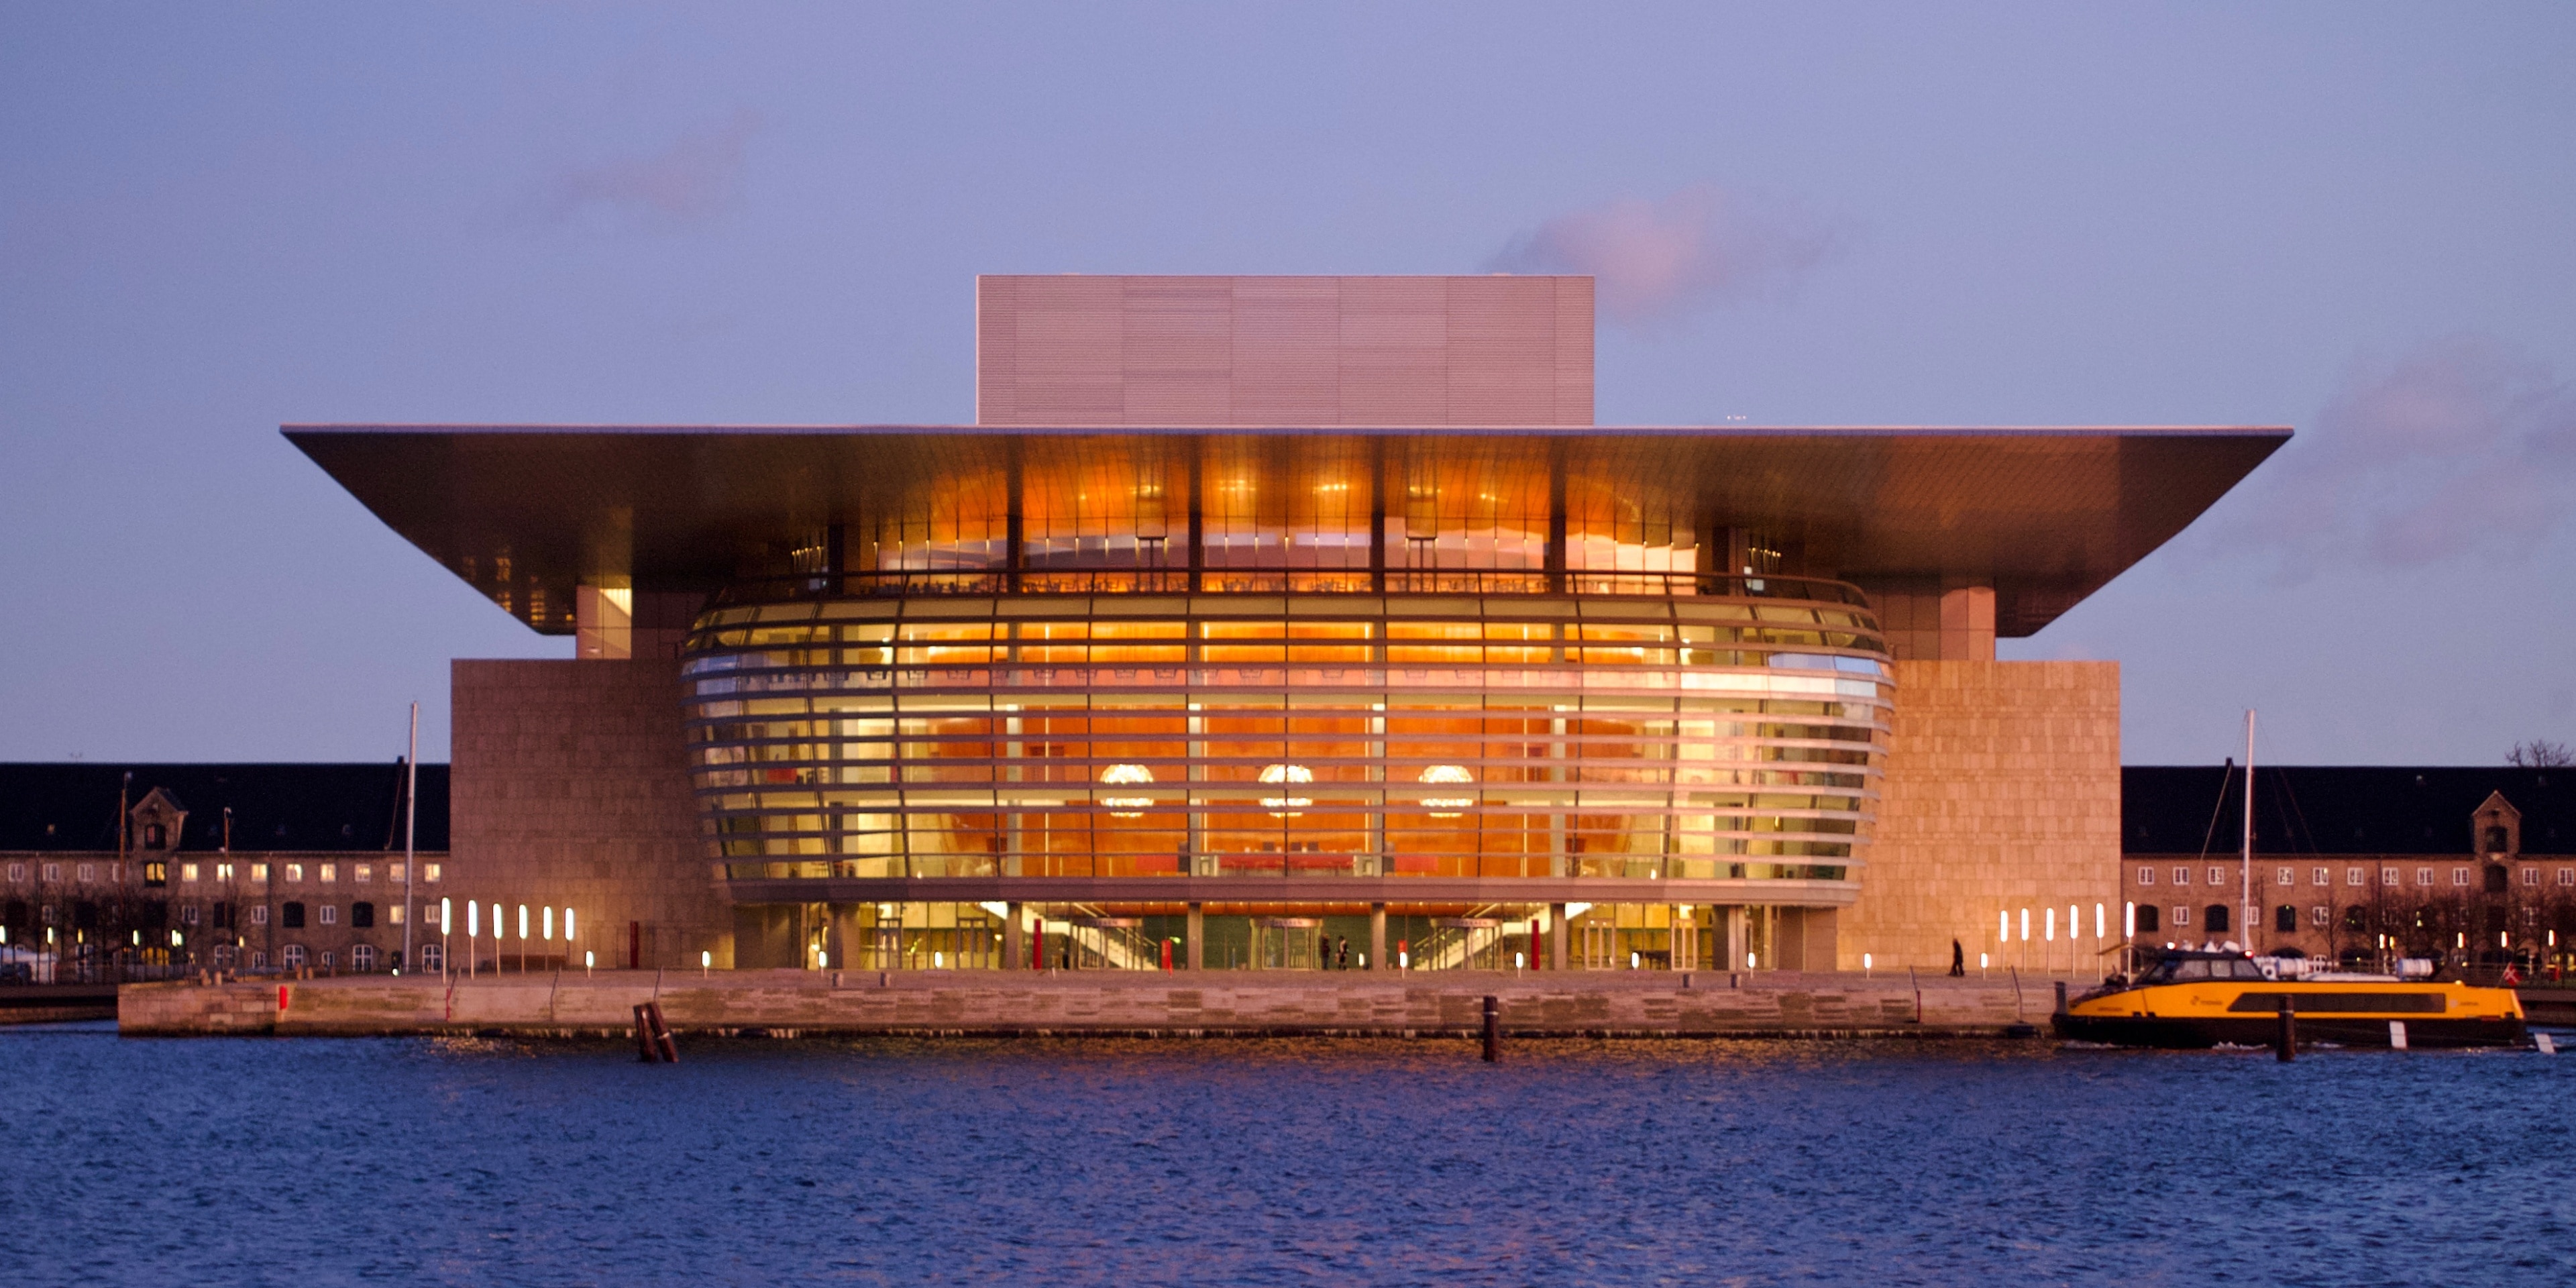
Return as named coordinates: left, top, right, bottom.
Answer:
left=685, top=589, right=1888, bottom=884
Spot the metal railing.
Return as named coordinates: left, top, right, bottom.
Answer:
left=708, top=568, right=1870, bottom=608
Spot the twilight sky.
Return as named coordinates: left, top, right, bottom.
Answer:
left=3, top=3, right=2571, bottom=765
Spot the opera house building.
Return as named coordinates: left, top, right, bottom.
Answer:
left=288, top=275, right=2283, bottom=976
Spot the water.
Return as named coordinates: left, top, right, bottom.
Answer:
left=5, top=1024, right=2573, bottom=1286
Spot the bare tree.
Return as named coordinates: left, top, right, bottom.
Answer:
left=2509, top=739, right=2575, bottom=768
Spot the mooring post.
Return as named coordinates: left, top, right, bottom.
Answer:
left=2275, top=996, right=2296, bottom=1062
left=2053, top=981, right=2067, bottom=1015
left=1482, top=995, right=1500, bottom=1063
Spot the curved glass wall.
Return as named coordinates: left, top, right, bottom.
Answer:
left=682, top=584, right=1890, bottom=886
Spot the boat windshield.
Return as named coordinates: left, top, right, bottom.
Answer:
left=2137, top=956, right=2267, bottom=984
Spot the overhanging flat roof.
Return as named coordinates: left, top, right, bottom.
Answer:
left=285, top=424, right=2287, bottom=637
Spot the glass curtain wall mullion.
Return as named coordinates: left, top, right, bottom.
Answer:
left=687, top=590, right=1889, bottom=884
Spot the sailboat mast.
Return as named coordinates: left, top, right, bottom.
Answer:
left=2241, top=709, right=2255, bottom=951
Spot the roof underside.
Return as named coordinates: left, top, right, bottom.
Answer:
left=285, top=425, right=2287, bottom=637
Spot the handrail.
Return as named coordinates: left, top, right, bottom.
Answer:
left=708, top=568, right=1870, bottom=608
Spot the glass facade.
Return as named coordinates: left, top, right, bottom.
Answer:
left=684, top=588, right=1888, bottom=884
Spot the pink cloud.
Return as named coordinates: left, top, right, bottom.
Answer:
left=2220, top=334, right=2576, bottom=577
left=1486, top=184, right=1841, bottom=325
left=541, top=110, right=759, bottom=226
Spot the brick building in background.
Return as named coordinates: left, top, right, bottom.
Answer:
left=2121, top=766, right=2576, bottom=971
left=0, top=763, right=455, bottom=979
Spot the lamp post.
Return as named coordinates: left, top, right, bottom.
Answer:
left=439, top=898, right=451, bottom=980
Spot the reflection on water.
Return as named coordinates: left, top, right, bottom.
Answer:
left=5, top=1022, right=2573, bottom=1285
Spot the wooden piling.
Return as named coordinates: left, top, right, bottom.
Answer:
left=2275, top=996, right=2295, bottom=1062
left=1481, top=995, right=1499, bottom=1063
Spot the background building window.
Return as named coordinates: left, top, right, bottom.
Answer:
left=2208, top=867, right=2226, bottom=886
left=282, top=944, right=306, bottom=968
left=2485, top=826, right=2510, bottom=853
left=2275, top=866, right=2294, bottom=886
left=356, top=865, right=372, bottom=883
left=2312, top=867, right=2329, bottom=886
left=2381, top=867, right=2399, bottom=886
left=2204, top=904, right=2231, bottom=934
left=2345, top=867, right=2364, bottom=886
left=2136, top=905, right=2161, bottom=932
left=281, top=902, right=305, bottom=929
left=2343, top=906, right=2368, bottom=932
left=351, top=902, right=374, bottom=928
left=2137, top=866, right=2155, bottom=885
left=2173, top=867, right=2191, bottom=885
left=319, top=904, right=339, bottom=926
left=2275, top=905, right=2297, bottom=932
left=2311, top=906, right=2330, bottom=925
left=2485, top=866, right=2508, bottom=894
left=2524, top=867, right=2540, bottom=886
left=2453, top=867, right=2469, bottom=886
left=2559, top=868, right=2574, bottom=887
left=424, top=863, right=442, bottom=882
left=2417, top=867, right=2433, bottom=885
left=352, top=944, right=377, bottom=971
left=180, top=904, right=201, bottom=926
left=2173, top=906, right=2190, bottom=927
left=284, top=864, right=303, bottom=882
left=420, top=944, right=443, bottom=971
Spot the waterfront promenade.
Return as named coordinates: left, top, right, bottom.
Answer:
left=117, top=968, right=2070, bottom=1038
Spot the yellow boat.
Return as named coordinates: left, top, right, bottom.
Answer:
left=2054, top=950, right=2526, bottom=1049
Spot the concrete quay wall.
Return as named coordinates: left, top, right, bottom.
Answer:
left=120, top=969, right=2068, bottom=1038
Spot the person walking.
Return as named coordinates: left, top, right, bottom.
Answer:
left=1949, top=938, right=1966, bottom=977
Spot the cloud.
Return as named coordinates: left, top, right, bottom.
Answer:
left=539, top=110, right=759, bottom=227
left=1485, top=184, right=1842, bottom=325
left=2217, top=334, right=2576, bottom=578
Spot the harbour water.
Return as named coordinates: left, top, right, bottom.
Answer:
left=5, top=1023, right=2572, bottom=1285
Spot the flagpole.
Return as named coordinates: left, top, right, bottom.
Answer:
left=403, top=702, right=418, bottom=973
left=2242, top=709, right=2255, bottom=953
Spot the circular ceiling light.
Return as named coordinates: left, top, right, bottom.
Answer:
left=1099, top=763, right=1155, bottom=816
left=1419, top=764, right=1475, bottom=816
left=1258, top=763, right=1313, bottom=816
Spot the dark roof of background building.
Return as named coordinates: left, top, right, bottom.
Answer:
left=0, top=763, right=447, bottom=853
left=2124, top=766, right=2574, bottom=857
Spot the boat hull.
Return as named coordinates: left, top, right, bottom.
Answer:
left=2053, top=1011, right=2526, bottom=1049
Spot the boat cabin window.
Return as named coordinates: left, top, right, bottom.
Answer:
left=2139, top=956, right=2266, bottom=984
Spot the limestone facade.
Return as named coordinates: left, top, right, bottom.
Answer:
left=1844, top=660, right=2123, bottom=973
left=449, top=659, right=730, bottom=970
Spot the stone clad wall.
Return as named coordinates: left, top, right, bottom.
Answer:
left=449, top=659, right=730, bottom=969
left=1846, top=660, right=2122, bottom=972
left=119, top=970, right=2059, bottom=1037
